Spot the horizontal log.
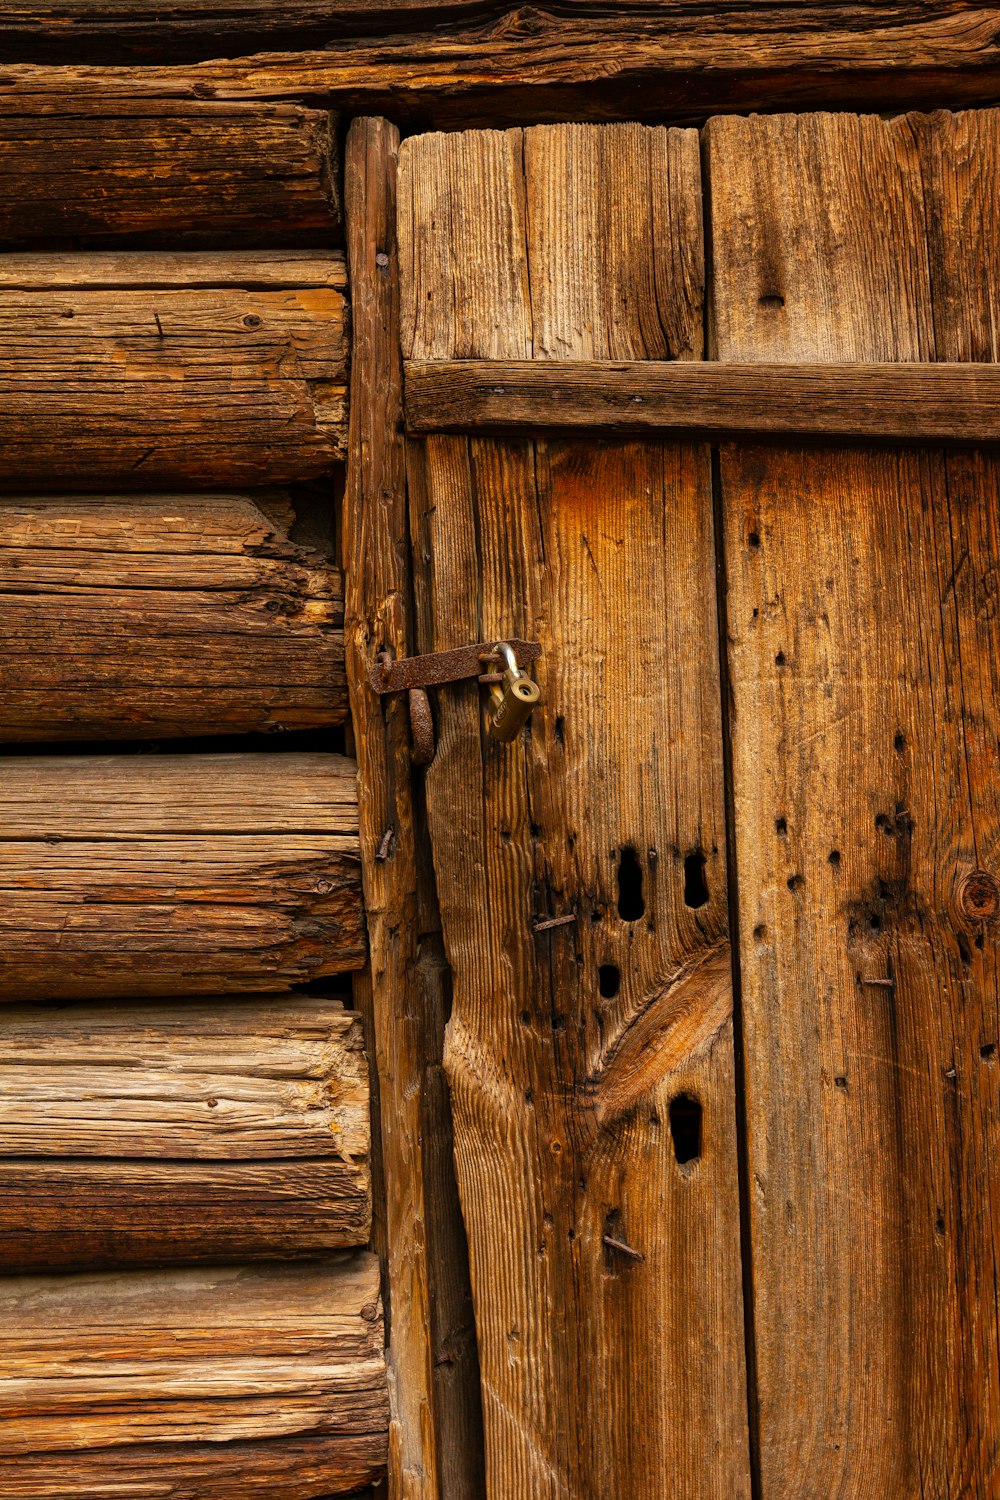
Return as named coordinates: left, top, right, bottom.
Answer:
left=404, top=358, right=1000, bottom=444
left=0, top=1255, right=388, bottom=1497
left=0, top=493, right=347, bottom=741
left=3, top=10, right=1000, bottom=122
left=0, top=250, right=346, bottom=287
left=0, top=995, right=369, bottom=1270
left=0, top=753, right=365, bottom=1001
left=0, top=105, right=339, bottom=246
left=0, top=255, right=347, bottom=489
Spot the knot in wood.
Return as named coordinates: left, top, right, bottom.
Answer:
left=956, top=869, right=1000, bottom=924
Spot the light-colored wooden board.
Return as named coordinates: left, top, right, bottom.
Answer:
left=708, top=106, right=1000, bottom=1496
left=0, top=492, right=346, bottom=740
left=344, top=116, right=483, bottom=1500
left=0, top=255, right=347, bottom=487
left=398, top=122, right=750, bottom=1500
left=0, top=106, right=340, bottom=246
left=0, top=752, right=364, bottom=1000
left=0, top=1255, right=388, bottom=1496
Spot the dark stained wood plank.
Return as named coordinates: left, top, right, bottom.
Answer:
left=708, top=106, right=1000, bottom=1497
left=399, top=122, right=750, bottom=1500
left=0, top=995, right=370, bottom=1270
left=3, top=6, right=1000, bottom=121
left=404, top=357, right=1000, bottom=441
left=0, top=492, right=346, bottom=741
left=343, top=116, right=483, bottom=1500
left=0, top=254, right=347, bottom=489
left=0, top=104, right=340, bottom=246
left=0, top=752, right=365, bottom=1001
left=0, top=1256, right=388, bottom=1497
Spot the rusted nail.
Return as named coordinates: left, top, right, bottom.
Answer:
left=532, top=913, right=577, bottom=932
left=153, top=310, right=164, bottom=338
left=602, top=1234, right=645, bottom=1262
left=375, top=828, right=395, bottom=863
left=956, top=868, right=1000, bottom=925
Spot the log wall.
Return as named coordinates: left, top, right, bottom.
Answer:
left=0, top=995, right=370, bottom=1270
left=0, top=492, right=347, bottom=740
left=0, top=1256, right=389, bottom=1498
left=0, top=253, right=348, bottom=489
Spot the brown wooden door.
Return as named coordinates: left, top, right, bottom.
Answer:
left=396, top=114, right=1000, bottom=1498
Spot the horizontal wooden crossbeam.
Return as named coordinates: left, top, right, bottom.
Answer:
left=405, top=359, right=1000, bottom=445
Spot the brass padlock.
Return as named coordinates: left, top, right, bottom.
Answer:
left=487, top=642, right=541, bottom=742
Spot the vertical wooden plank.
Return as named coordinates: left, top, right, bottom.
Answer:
left=708, top=107, right=1000, bottom=1496
left=399, top=123, right=750, bottom=1500
left=343, top=116, right=484, bottom=1500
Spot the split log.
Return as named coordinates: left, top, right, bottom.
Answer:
left=0, top=752, right=365, bottom=1001
left=0, top=994, right=370, bottom=1269
left=708, top=107, right=1000, bottom=1496
left=0, top=1255, right=389, bottom=1498
left=0, top=254, right=348, bottom=489
left=0, top=104, right=339, bottom=246
left=0, top=492, right=347, bottom=741
left=344, top=117, right=483, bottom=1500
left=398, top=123, right=750, bottom=1500
left=4, top=9, right=1000, bottom=122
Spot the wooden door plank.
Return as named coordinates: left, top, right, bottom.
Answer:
left=399, top=122, right=750, bottom=1500
left=0, top=254, right=347, bottom=488
left=404, top=357, right=1000, bottom=441
left=343, top=116, right=484, bottom=1500
left=0, top=492, right=346, bottom=740
left=0, top=104, right=339, bottom=246
left=0, top=752, right=364, bottom=1000
left=0, top=1255, right=388, bottom=1496
left=707, top=106, right=1000, bottom=1497
left=0, top=995, right=370, bottom=1270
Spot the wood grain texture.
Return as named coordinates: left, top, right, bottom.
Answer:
left=399, top=123, right=750, bottom=1500
left=405, top=357, right=1000, bottom=441
left=0, top=250, right=346, bottom=287
left=0, top=995, right=370, bottom=1269
left=5, top=6, right=1000, bottom=121
left=0, top=104, right=340, bottom=246
left=0, top=254, right=347, bottom=489
left=708, top=107, right=1000, bottom=1497
left=344, top=117, right=483, bottom=1500
left=0, top=1255, right=388, bottom=1497
left=0, top=752, right=364, bottom=1001
left=0, top=492, right=346, bottom=740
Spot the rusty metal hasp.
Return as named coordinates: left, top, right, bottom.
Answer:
left=370, top=639, right=542, bottom=765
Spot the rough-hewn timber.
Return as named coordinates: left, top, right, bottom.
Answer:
left=344, top=116, right=483, bottom=1500
left=399, top=122, right=750, bottom=1500
left=0, top=995, right=370, bottom=1270
left=0, top=1256, right=389, bottom=1498
left=0, top=752, right=365, bottom=1001
left=0, top=492, right=346, bottom=740
left=709, top=106, right=1000, bottom=1497
left=0, top=253, right=348, bottom=489
left=3, top=6, right=1000, bottom=123
left=404, top=357, right=1000, bottom=443
left=0, top=104, right=340, bottom=246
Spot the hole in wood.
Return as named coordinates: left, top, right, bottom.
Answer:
left=598, top=963, right=621, bottom=999
left=616, top=848, right=645, bottom=921
left=669, top=1094, right=702, bottom=1165
left=683, top=852, right=709, bottom=909
left=982, top=1042, right=996, bottom=1061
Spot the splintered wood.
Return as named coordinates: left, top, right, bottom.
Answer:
left=0, top=492, right=347, bottom=740
left=0, top=995, right=371, bottom=1270
left=708, top=108, right=1000, bottom=1495
left=399, top=124, right=750, bottom=1500
left=0, top=752, right=365, bottom=999
left=0, top=1255, right=389, bottom=1498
